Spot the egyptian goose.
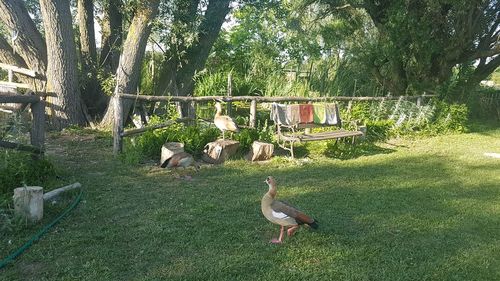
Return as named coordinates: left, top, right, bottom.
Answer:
left=163, top=152, right=199, bottom=170
left=261, top=176, right=318, bottom=244
left=214, top=102, right=239, bottom=140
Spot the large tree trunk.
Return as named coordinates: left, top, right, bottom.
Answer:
left=78, top=0, right=108, bottom=117
left=40, top=0, right=86, bottom=129
left=0, top=34, right=27, bottom=68
left=99, top=0, right=161, bottom=128
left=99, top=0, right=123, bottom=74
left=175, top=0, right=231, bottom=98
left=0, top=0, right=47, bottom=90
left=158, top=0, right=231, bottom=117
left=0, top=34, right=34, bottom=85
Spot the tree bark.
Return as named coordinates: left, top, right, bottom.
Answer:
left=99, top=0, right=122, bottom=74
left=176, top=0, right=231, bottom=97
left=0, top=34, right=27, bottom=68
left=78, top=0, right=108, bottom=116
left=100, top=0, right=161, bottom=128
left=157, top=0, right=231, bottom=117
left=40, top=0, right=86, bottom=129
left=0, top=0, right=47, bottom=90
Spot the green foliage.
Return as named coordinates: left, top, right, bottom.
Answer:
left=338, top=98, right=469, bottom=141
left=194, top=71, right=227, bottom=96
left=233, top=120, right=274, bottom=151
left=365, top=120, right=395, bottom=142
left=0, top=151, right=56, bottom=198
left=432, top=102, right=469, bottom=133
left=126, top=118, right=220, bottom=163
left=97, top=70, right=116, bottom=97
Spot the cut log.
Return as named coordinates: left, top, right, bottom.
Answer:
left=43, top=182, right=81, bottom=202
left=246, top=141, right=274, bottom=161
left=13, top=186, right=44, bottom=222
left=202, top=139, right=240, bottom=164
left=160, top=142, right=184, bottom=167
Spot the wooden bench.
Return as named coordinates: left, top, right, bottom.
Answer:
left=271, top=103, right=365, bottom=158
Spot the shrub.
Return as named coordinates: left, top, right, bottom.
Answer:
left=127, top=120, right=220, bottom=162
left=0, top=150, right=56, bottom=198
left=234, top=120, right=274, bottom=151
left=432, top=102, right=469, bottom=133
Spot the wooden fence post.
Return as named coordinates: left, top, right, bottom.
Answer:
left=249, top=99, right=257, bottom=128
left=227, top=72, right=233, bottom=116
left=30, top=99, right=45, bottom=152
left=113, top=94, right=123, bottom=155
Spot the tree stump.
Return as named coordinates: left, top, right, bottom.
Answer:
left=246, top=141, right=274, bottom=161
left=202, top=140, right=240, bottom=164
left=13, top=186, right=44, bottom=222
left=160, top=142, right=184, bottom=168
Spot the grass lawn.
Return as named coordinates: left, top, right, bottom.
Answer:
left=1, top=124, right=500, bottom=280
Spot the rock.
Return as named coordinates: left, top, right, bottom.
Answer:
left=202, top=139, right=240, bottom=164
left=13, top=186, right=44, bottom=222
left=246, top=141, right=274, bottom=161
left=160, top=142, right=185, bottom=168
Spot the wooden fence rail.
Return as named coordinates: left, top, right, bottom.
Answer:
left=113, top=93, right=435, bottom=154
left=0, top=93, right=45, bottom=154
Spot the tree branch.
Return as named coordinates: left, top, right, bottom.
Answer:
left=0, top=0, right=47, bottom=74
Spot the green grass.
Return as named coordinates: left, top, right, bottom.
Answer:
left=1, top=124, right=500, bottom=280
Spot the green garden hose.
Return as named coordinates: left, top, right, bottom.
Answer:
left=0, top=189, right=83, bottom=270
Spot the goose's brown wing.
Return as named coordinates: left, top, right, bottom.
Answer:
left=271, top=200, right=315, bottom=224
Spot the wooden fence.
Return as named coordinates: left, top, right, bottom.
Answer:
left=113, top=93, right=435, bottom=154
left=0, top=63, right=45, bottom=154
left=0, top=94, right=45, bottom=154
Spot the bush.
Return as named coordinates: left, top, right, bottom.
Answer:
left=127, top=120, right=220, bottom=162
left=0, top=150, right=56, bottom=198
left=431, top=102, right=469, bottom=133
left=365, top=120, right=395, bottom=141
left=233, top=120, right=274, bottom=151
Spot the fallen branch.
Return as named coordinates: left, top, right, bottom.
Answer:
left=43, top=182, right=82, bottom=202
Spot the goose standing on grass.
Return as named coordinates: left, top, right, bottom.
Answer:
left=261, top=176, right=318, bottom=244
left=214, top=102, right=239, bottom=140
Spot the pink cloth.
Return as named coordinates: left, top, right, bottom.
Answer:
left=299, top=104, right=313, bottom=124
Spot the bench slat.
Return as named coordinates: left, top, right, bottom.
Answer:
left=280, top=130, right=363, bottom=142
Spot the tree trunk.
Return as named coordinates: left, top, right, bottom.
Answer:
left=100, top=0, right=161, bottom=128
left=40, top=0, right=86, bottom=129
left=0, top=0, right=47, bottom=90
left=0, top=34, right=28, bottom=69
left=78, top=0, right=108, bottom=117
left=175, top=0, right=231, bottom=98
left=99, top=0, right=122, bottom=74
left=157, top=0, right=231, bottom=117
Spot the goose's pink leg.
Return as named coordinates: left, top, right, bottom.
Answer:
left=270, top=226, right=284, bottom=244
left=287, top=225, right=299, bottom=236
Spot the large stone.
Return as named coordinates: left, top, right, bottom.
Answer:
left=202, top=139, right=240, bottom=164
left=13, top=186, right=44, bottom=222
left=246, top=141, right=274, bottom=161
left=160, top=142, right=184, bottom=168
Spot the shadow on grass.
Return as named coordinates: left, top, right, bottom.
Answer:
left=3, top=135, right=500, bottom=281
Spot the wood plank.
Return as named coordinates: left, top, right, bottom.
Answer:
left=119, top=93, right=436, bottom=103
left=113, top=95, right=123, bottom=155
left=0, top=140, right=43, bottom=154
left=0, top=81, right=32, bottom=89
left=280, top=130, right=362, bottom=142
left=0, top=94, right=40, bottom=103
left=121, top=118, right=193, bottom=137
left=0, top=62, right=39, bottom=78
left=30, top=100, right=45, bottom=150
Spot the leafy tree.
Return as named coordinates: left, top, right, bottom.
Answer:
left=308, top=0, right=500, bottom=96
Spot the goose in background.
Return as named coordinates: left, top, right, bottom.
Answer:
left=214, top=102, right=239, bottom=140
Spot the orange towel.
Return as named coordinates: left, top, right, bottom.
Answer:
left=299, top=104, right=313, bottom=124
